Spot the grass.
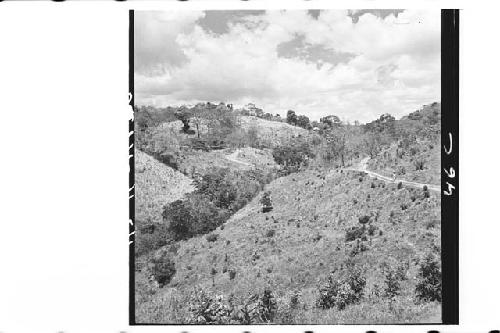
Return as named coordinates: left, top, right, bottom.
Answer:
left=136, top=167, right=441, bottom=324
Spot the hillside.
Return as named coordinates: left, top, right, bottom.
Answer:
left=135, top=149, right=195, bottom=225
left=240, top=116, right=310, bottom=146
left=367, top=103, right=441, bottom=185
left=176, top=147, right=278, bottom=177
left=136, top=166, right=441, bottom=324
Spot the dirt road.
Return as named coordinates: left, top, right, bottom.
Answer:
left=344, top=157, right=440, bottom=192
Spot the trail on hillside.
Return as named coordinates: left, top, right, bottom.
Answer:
left=343, top=157, right=440, bottom=192
left=225, top=149, right=253, bottom=167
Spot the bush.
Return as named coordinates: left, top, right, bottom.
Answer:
left=415, top=253, right=442, bottom=302
left=414, top=159, right=425, bottom=170
left=397, top=181, right=403, bottom=189
left=265, top=229, right=276, bottom=238
left=256, top=288, right=278, bottom=322
left=358, top=215, right=370, bottom=225
left=345, top=226, right=365, bottom=242
left=317, top=266, right=366, bottom=310
left=150, top=251, right=176, bottom=287
left=367, top=224, right=377, bottom=236
left=186, top=288, right=232, bottom=324
left=206, top=233, right=219, bottom=242
left=260, top=191, right=273, bottom=213
left=383, top=268, right=401, bottom=299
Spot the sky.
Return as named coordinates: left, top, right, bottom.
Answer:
left=134, top=9, right=440, bottom=122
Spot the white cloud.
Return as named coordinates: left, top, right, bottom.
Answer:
left=135, top=9, right=440, bottom=122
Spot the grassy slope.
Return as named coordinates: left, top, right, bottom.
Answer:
left=135, top=149, right=195, bottom=224
left=176, top=147, right=278, bottom=176
left=368, top=141, right=440, bottom=185
left=368, top=103, right=441, bottom=184
left=137, top=166, right=441, bottom=324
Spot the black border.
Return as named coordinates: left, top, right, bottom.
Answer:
left=441, top=9, right=459, bottom=325
left=129, top=9, right=460, bottom=326
left=129, top=9, right=136, bottom=326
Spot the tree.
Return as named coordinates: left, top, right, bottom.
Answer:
left=297, top=115, right=311, bottom=129
left=175, top=106, right=193, bottom=134
left=163, top=195, right=226, bottom=240
left=272, top=139, right=314, bottom=174
left=324, top=127, right=349, bottom=167
left=320, top=115, right=341, bottom=128
left=363, top=132, right=383, bottom=159
left=190, top=103, right=207, bottom=138
left=286, top=110, right=297, bottom=126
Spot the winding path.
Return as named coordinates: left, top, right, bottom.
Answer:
left=225, top=149, right=253, bottom=167
left=342, top=157, right=440, bottom=193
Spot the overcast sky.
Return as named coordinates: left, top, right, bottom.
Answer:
left=134, top=10, right=440, bottom=122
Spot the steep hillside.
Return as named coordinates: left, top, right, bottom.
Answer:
left=135, top=149, right=195, bottom=225
left=136, top=167, right=441, bottom=324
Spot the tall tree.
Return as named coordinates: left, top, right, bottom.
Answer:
left=286, top=110, right=297, bottom=126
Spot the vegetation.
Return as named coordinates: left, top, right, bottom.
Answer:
left=415, top=253, right=442, bottom=302
left=134, top=101, right=442, bottom=324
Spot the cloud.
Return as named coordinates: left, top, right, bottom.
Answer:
left=134, top=11, right=204, bottom=75
left=135, top=9, right=440, bottom=122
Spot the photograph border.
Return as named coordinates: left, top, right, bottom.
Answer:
left=128, top=8, right=459, bottom=326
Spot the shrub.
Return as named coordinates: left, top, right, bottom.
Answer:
left=186, top=288, right=232, bottom=324
left=316, top=266, right=366, bottom=310
left=229, top=269, right=237, bottom=280
left=256, top=288, right=278, bottom=322
left=397, top=181, right=403, bottom=189
left=367, top=224, right=377, bottom=236
left=423, top=185, right=428, bottom=192
left=265, top=229, right=276, bottom=238
left=150, top=251, right=176, bottom=287
left=383, top=268, right=401, bottom=299
left=358, top=215, right=370, bottom=225
left=414, top=159, right=425, bottom=170
left=206, top=233, right=219, bottom=242
left=415, top=253, right=442, bottom=302
left=345, top=226, right=365, bottom=242
left=260, top=191, right=273, bottom=213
